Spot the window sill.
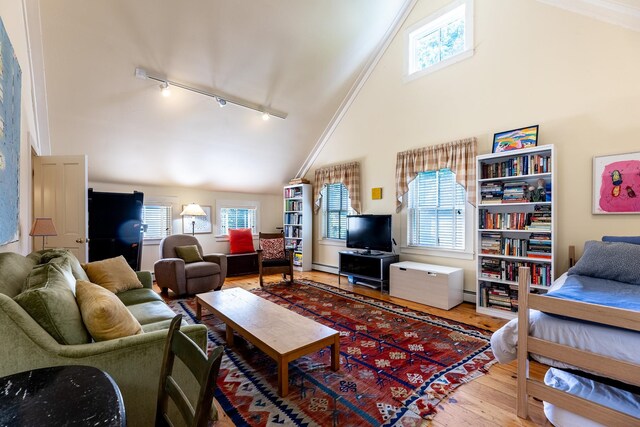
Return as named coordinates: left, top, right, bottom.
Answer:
left=319, top=238, right=346, bottom=247
left=215, top=234, right=259, bottom=243
left=400, top=245, right=474, bottom=260
left=143, top=239, right=162, bottom=246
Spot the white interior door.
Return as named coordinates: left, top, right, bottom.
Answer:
left=33, top=155, right=88, bottom=262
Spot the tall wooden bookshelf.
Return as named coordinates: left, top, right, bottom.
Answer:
left=283, top=183, right=312, bottom=271
left=476, top=144, right=555, bottom=320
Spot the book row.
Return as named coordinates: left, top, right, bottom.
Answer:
left=481, top=154, right=552, bottom=179
left=478, top=209, right=551, bottom=231
left=480, top=258, right=553, bottom=286
left=480, top=234, right=551, bottom=258
left=284, top=212, right=303, bottom=225
left=284, top=187, right=303, bottom=198
left=285, top=200, right=303, bottom=211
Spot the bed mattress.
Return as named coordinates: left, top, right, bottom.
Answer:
left=490, top=274, right=640, bottom=368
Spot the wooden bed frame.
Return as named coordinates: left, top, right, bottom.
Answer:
left=516, top=265, right=640, bottom=425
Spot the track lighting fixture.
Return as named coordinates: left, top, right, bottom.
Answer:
left=135, top=67, right=286, bottom=119
left=159, top=81, right=171, bottom=97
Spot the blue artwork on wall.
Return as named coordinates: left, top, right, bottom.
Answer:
left=0, top=17, right=22, bottom=245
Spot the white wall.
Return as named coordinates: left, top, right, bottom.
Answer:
left=89, top=181, right=282, bottom=272
left=307, top=0, right=640, bottom=293
left=0, top=1, right=46, bottom=255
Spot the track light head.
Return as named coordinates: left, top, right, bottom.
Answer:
left=262, top=112, right=270, bottom=121
left=217, top=97, right=227, bottom=108
left=160, top=82, right=171, bottom=97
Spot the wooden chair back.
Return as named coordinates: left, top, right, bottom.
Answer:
left=156, top=315, right=224, bottom=427
left=257, top=231, right=294, bottom=287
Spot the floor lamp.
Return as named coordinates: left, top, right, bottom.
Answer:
left=180, top=203, right=207, bottom=236
left=29, top=218, right=58, bottom=250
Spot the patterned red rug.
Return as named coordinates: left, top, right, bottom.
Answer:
left=166, top=280, right=496, bottom=426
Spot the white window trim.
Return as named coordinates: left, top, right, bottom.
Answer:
left=400, top=199, right=474, bottom=260
left=404, top=0, right=474, bottom=82
left=215, top=199, right=261, bottom=241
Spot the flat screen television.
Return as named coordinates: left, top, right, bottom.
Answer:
left=346, top=214, right=392, bottom=254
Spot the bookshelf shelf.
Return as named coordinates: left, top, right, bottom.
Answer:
left=476, top=144, right=555, bottom=319
left=284, top=183, right=312, bottom=271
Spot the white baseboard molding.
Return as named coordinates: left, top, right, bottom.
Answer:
left=312, top=263, right=339, bottom=275
left=463, top=289, right=476, bottom=303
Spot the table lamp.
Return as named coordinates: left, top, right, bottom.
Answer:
left=180, top=203, right=207, bottom=235
left=29, top=218, right=58, bottom=250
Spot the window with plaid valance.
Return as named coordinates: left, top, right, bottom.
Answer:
left=313, top=162, right=361, bottom=214
left=395, top=138, right=477, bottom=212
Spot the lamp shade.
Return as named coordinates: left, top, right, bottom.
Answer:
left=29, top=218, right=58, bottom=237
left=180, top=203, right=206, bottom=217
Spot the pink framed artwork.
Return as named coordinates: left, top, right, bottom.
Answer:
left=593, top=152, right=640, bottom=214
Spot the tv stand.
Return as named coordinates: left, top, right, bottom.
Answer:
left=338, top=251, right=399, bottom=293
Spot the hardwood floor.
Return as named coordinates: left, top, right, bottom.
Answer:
left=161, top=270, right=553, bottom=426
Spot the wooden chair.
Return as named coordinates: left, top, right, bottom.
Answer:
left=256, top=232, right=294, bottom=287
left=156, top=315, right=224, bottom=427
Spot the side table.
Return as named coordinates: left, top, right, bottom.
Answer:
left=0, top=365, right=126, bottom=426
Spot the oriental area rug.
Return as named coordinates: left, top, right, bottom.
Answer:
left=167, top=280, right=496, bottom=426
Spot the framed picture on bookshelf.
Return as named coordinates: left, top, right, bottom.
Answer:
left=593, top=151, right=640, bottom=214
left=492, top=125, right=539, bottom=153
left=182, top=205, right=212, bottom=234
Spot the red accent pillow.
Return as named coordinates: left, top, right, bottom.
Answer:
left=228, top=229, right=255, bottom=254
left=260, top=238, right=285, bottom=260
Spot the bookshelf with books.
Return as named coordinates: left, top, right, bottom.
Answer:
left=283, top=183, right=312, bottom=271
left=476, top=144, right=555, bottom=319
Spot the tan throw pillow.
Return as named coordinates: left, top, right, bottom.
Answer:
left=174, top=245, right=204, bottom=263
left=76, top=280, right=143, bottom=341
left=82, top=256, right=143, bottom=293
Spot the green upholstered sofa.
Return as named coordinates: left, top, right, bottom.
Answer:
left=0, top=250, right=208, bottom=427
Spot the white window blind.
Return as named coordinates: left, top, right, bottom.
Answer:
left=219, top=207, right=257, bottom=235
left=142, top=205, right=172, bottom=240
left=322, top=183, right=353, bottom=240
left=407, top=169, right=465, bottom=249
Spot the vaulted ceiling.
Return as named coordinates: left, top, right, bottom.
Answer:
left=38, top=0, right=410, bottom=194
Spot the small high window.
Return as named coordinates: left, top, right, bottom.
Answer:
left=405, top=0, right=473, bottom=80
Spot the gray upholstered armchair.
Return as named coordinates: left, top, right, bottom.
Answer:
left=154, top=234, right=227, bottom=296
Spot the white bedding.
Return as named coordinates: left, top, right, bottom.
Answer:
left=543, top=368, right=640, bottom=427
left=490, top=273, right=640, bottom=368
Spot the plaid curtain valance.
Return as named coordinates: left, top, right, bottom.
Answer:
left=395, top=138, right=477, bottom=212
left=313, top=161, right=361, bottom=214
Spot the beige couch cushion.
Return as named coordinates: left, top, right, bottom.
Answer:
left=82, top=256, right=143, bottom=293
left=76, top=280, right=143, bottom=341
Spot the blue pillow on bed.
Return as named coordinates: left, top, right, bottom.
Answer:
left=602, top=235, right=640, bottom=245
left=568, top=240, right=640, bottom=285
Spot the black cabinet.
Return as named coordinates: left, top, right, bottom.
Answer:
left=88, top=189, right=144, bottom=271
left=338, top=251, right=399, bottom=292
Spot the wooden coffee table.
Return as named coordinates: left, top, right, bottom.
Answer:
left=196, top=287, right=340, bottom=397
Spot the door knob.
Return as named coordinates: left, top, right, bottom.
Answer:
left=75, top=238, right=85, bottom=244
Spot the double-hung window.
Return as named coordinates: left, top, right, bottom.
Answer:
left=216, top=200, right=259, bottom=236
left=141, top=205, right=172, bottom=241
left=405, top=0, right=473, bottom=80
left=407, top=169, right=465, bottom=250
left=322, top=183, right=354, bottom=240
